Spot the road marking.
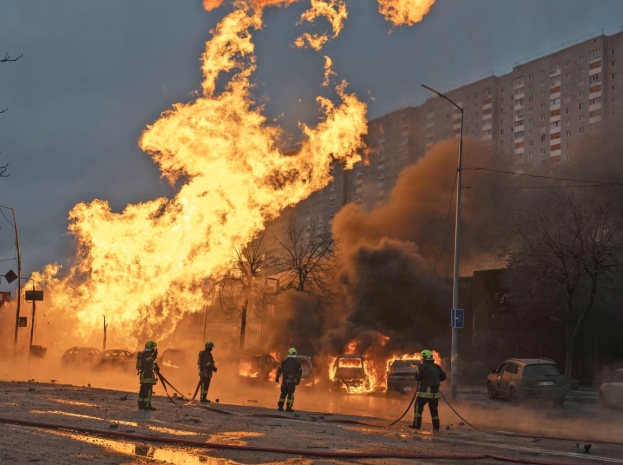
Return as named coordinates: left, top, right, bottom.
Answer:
left=421, top=434, right=623, bottom=464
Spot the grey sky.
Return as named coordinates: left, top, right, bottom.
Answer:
left=1, top=0, right=622, bottom=283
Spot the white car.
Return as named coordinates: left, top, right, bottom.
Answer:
left=599, top=369, right=623, bottom=407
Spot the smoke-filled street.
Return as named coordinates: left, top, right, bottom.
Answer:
left=3, top=0, right=623, bottom=463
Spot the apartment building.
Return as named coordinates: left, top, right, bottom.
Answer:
left=294, top=29, right=623, bottom=233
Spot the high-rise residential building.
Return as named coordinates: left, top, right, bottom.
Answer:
left=294, top=29, right=623, bottom=233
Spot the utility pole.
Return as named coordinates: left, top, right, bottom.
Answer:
left=28, top=279, right=35, bottom=358
left=103, top=315, right=108, bottom=352
left=0, top=205, right=22, bottom=360
left=421, top=85, right=464, bottom=399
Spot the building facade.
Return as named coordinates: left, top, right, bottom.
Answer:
left=295, top=30, right=623, bottom=234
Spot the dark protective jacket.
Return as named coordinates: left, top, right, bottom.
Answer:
left=276, top=356, right=302, bottom=385
left=198, top=349, right=216, bottom=378
left=415, top=360, right=447, bottom=399
left=139, top=349, right=159, bottom=385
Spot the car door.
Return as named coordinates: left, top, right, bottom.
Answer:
left=499, top=363, right=516, bottom=395
left=494, top=363, right=508, bottom=393
left=610, top=371, right=623, bottom=406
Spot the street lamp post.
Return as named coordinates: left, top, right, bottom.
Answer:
left=421, top=84, right=464, bottom=400
left=0, top=205, right=22, bottom=359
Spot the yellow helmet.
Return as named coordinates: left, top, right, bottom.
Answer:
left=145, top=341, right=157, bottom=349
left=288, top=347, right=297, bottom=356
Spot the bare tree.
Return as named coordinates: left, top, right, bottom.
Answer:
left=500, top=183, right=623, bottom=384
left=274, top=217, right=338, bottom=313
left=0, top=51, right=22, bottom=178
left=215, top=234, right=276, bottom=350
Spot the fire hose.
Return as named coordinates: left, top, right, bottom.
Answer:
left=158, top=371, right=623, bottom=447
left=0, top=416, right=598, bottom=465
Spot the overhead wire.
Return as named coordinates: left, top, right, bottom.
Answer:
left=0, top=208, right=14, bottom=227
left=463, top=165, right=623, bottom=186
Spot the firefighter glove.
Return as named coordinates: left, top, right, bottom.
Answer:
left=213, top=367, right=218, bottom=373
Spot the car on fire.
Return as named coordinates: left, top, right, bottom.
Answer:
left=599, top=369, right=623, bottom=408
left=238, top=353, right=279, bottom=382
left=487, top=358, right=566, bottom=406
left=98, top=349, right=136, bottom=372
left=386, top=359, right=421, bottom=395
left=296, top=355, right=316, bottom=387
left=159, top=348, right=192, bottom=371
left=332, top=354, right=370, bottom=393
left=61, top=347, right=102, bottom=369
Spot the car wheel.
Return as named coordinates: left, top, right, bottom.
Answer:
left=598, top=391, right=607, bottom=408
left=552, top=397, right=565, bottom=407
left=487, top=382, right=498, bottom=400
left=509, top=387, right=520, bottom=406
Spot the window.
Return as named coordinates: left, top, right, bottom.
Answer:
left=500, top=108, right=505, bottom=114
left=528, top=140, right=534, bottom=147
left=578, top=56, right=584, bottom=64
left=500, top=129, right=505, bottom=135
left=540, top=103, right=546, bottom=110
left=550, top=97, right=561, bottom=106
left=589, top=97, right=602, bottom=105
left=565, top=119, right=571, bottom=126
left=541, top=70, right=545, bottom=77
left=566, top=96, right=572, bottom=103
left=483, top=129, right=492, bottom=135
left=540, top=148, right=546, bottom=155
left=614, top=109, right=620, bottom=116
left=541, top=135, right=546, bottom=143
left=515, top=109, right=524, bottom=117
left=515, top=119, right=524, bottom=126
left=563, top=130, right=571, bottom=137
left=565, top=107, right=571, bottom=114
left=578, top=91, right=584, bottom=98
left=529, top=106, right=534, bottom=113
left=613, top=73, right=618, bottom=79
left=514, top=76, right=525, bottom=86
left=483, top=118, right=492, bottom=125
left=579, top=103, right=585, bottom=110
left=613, top=48, right=618, bottom=56
left=500, top=97, right=505, bottom=104
left=613, top=85, right=617, bottom=91
left=528, top=152, right=533, bottom=158
left=550, top=121, right=560, bottom=128
left=565, top=72, right=571, bottom=79
left=589, top=49, right=601, bottom=61
left=500, top=140, right=505, bottom=146
left=515, top=98, right=525, bottom=106
left=579, top=115, right=585, bottom=122
left=540, top=92, right=545, bottom=99
left=501, top=86, right=505, bottom=93
left=565, top=60, right=571, bottom=68
left=528, top=96, right=534, bottom=102
left=565, top=84, right=571, bottom=91
left=613, top=60, right=617, bottom=67
left=515, top=131, right=524, bottom=139
left=529, top=84, right=533, bottom=91
left=579, top=127, right=585, bottom=134
left=589, top=74, right=601, bottom=84
left=541, top=126, right=546, bottom=133
left=528, top=118, right=534, bottom=124
left=549, top=75, right=561, bottom=85
left=528, top=73, right=534, bottom=81
left=578, top=80, right=585, bottom=86
left=528, top=129, right=533, bottom=135
left=550, top=64, right=560, bottom=73
left=540, top=114, right=546, bottom=121
left=566, top=142, right=572, bottom=149
left=483, top=87, right=491, bottom=96
left=590, top=122, right=601, bottom=132
left=515, top=87, right=525, bottom=95
left=578, top=67, right=584, bottom=75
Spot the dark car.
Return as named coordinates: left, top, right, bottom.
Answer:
left=487, top=358, right=566, bottom=406
left=599, top=369, right=623, bottom=408
left=387, top=359, right=421, bottom=395
left=61, top=347, right=102, bottom=369
left=238, top=353, right=279, bottom=382
left=332, top=354, right=369, bottom=393
left=99, top=349, right=136, bottom=372
left=296, top=355, right=315, bottom=387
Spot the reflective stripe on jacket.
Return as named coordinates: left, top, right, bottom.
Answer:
left=415, top=361, right=446, bottom=397
left=139, top=351, right=158, bottom=385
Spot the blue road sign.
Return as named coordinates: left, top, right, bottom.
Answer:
left=451, top=308, right=464, bottom=329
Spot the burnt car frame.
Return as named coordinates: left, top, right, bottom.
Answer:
left=332, top=354, right=370, bottom=393
left=386, top=359, right=421, bottom=395
left=238, top=353, right=279, bottom=382
left=61, top=347, right=102, bottom=369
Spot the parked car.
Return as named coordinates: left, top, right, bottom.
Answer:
left=487, top=358, right=566, bottom=406
left=296, top=355, right=315, bottom=387
left=61, top=347, right=102, bottom=369
left=332, top=354, right=369, bottom=393
left=238, top=353, right=279, bottom=382
left=599, top=369, right=623, bottom=408
left=98, top=349, right=136, bottom=372
left=386, top=359, right=421, bottom=395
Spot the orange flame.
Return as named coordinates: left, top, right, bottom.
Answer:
left=377, top=0, right=435, bottom=27
left=239, top=361, right=260, bottom=377
left=36, top=1, right=367, bottom=348
left=294, top=0, right=348, bottom=51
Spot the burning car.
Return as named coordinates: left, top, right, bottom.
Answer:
left=61, top=347, right=102, bottom=369
left=386, top=358, right=421, bottom=395
left=331, top=354, right=370, bottom=393
left=296, top=355, right=316, bottom=387
left=238, top=353, right=279, bottom=382
left=98, top=349, right=136, bottom=372
left=159, top=348, right=192, bottom=371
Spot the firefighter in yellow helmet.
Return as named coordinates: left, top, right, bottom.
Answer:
left=410, top=350, right=446, bottom=432
left=197, top=341, right=218, bottom=402
left=137, top=341, right=159, bottom=410
left=276, top=348, right=302, bottom=412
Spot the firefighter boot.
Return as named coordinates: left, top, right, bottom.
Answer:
left=138, top=400, right=145, bottom=410
left=286, top=406, right=295, bottom=412
left=277, top=401, right=284, bottom=412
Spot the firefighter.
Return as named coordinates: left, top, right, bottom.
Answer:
left=275, top=347, right=302, bottom=412
left=197, top=341, right=218, bottom=402
left=137, top=340, right=159, bottom=410
left=410, top=349, right=446, bottom=432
